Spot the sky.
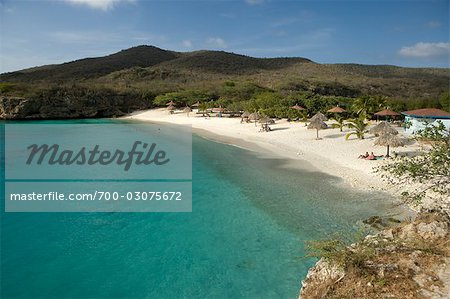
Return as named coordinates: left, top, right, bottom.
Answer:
left=0, top=0, right=449, bottom=73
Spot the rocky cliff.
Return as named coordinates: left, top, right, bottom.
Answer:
left=0, top=93, right=152, bottom=120
left=300, top=210, right=450, bottom=299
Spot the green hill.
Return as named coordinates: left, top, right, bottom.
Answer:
left=156, top=50, right=313, bottom=75
left=1, top=45, right=449, bottom=101
left=0, top=45, right=179, bottom=82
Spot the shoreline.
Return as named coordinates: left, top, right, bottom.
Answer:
left=123, top=108, right=416, bottom=206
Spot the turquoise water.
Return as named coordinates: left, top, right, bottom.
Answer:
left=1, top=120, right=406, bottom=298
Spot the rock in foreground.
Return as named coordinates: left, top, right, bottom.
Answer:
left=300, top=211, right=450, bottom=299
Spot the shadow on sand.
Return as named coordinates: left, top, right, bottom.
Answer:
left=270, top=127, right=290, bottom=132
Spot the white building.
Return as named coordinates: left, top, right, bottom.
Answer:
left=402, top=108, right=450, bottom=135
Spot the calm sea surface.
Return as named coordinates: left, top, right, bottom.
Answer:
left=0, top=120, right=406, bottom=298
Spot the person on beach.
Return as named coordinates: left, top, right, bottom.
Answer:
left=359, top=152, right=369, bottom=159
left=366, top=152, right=376, bottom=160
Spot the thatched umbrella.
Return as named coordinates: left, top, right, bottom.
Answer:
left=241, top=111, right=250, bottom=123
left=291, top=105, right=306, bottom=111
left=212, top=106, right=225, bottom=118
left=327, top=106, right=346, bottom=113
left=241, top=111, right=250, bottom=118
left=248, top=112, right=260, bottom=121
left=192, top=101, right=201, bottom=107
left=258, top=116, right=273, bottom=132
left=167, top=104, right=176, bottom=114
left=212, top=106, right=225, bottom=113
left=166, top=101, right=175, bottom=106
left=308, top=118, right=328, bottom=139
left=259, top=116, right=271, bottom=124
left=259, top=116, right=275, bottom=124
left=309, top=112, right=328, bottom=122
left=183, top=106, right=192, bottom=117
left=374, top=109, right=401, bottom=121
left=248, top=112, right=261, bottom=126
left=374, top=133, right=405, bottom=157
left=374, top=109, right=400, bottom=117
left=369, top=121, right=398, bottom=136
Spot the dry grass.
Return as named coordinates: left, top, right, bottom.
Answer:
left=302, top=212, right=450, bottom=299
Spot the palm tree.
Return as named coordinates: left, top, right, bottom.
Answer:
left=351, top=95, right=387, bottom=119
left=345, top=116, right=368, bottom=140
left=300, top=110, right=308, bottom=122
left=330, top=115, right=346, bottom=132
left=199, top=103, right=209, bottom=117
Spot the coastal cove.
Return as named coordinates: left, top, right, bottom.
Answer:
left=1, top=0, right=449, bottom=296
left=0, top=119, right=411, bottom=298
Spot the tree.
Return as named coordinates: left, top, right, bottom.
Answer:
left=351, top=95, right=387, bottom=118
left=198, top=102, right=209, bottom=117
left=226, top=101, right=245, bottom=112
left=219, top=81, right=266, bottom=102
left=153, top=90, right=215, bottom=107
left=303, top=95, right=329, bottom=115
left=344, top=116, right=368, bottom=140
left=377, top=121, right=450, bottom=204
left=253, top=91, right=283, bottom=109
left=439, top=91, right=450, bottom=112
left=0, top=82, right=18, bottom=94
left=243, top=100, right=259, bottom=114
left=330, top=115, right=346, bottom=132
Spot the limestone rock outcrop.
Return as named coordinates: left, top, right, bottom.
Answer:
left=300, top=211, right=450, bottom=299
left=0, top=94, right=151, bottom=120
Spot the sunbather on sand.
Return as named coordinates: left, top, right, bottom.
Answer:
left=365, top=152, right=384, bottom=160
left=366, top=152, right=376, bottom=160
left=358, top=152, right=369, bottom=159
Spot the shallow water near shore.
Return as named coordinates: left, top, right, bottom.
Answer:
left=1, top=119, right=408, bottom=298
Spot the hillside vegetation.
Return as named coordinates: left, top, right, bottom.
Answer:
left=157, top=50, right=312, bottom=75
left=1, top=45, right=449, bottom=119
left=1, top=45, right=179, bottom=83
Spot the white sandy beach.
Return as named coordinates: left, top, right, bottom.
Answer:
left=124, top=108, right=424, bottom=200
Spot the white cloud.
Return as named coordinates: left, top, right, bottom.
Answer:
left=398, top=42, right=450, bottom=58
left=425, top=21, right=441, bottom=28
left=182, top=40, right=193, bottom=48
left=206, top=37, right=227, bottom=49
left=245, top=0, right=264, bottom=5
left=64, top=0, right=135, bottom=11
